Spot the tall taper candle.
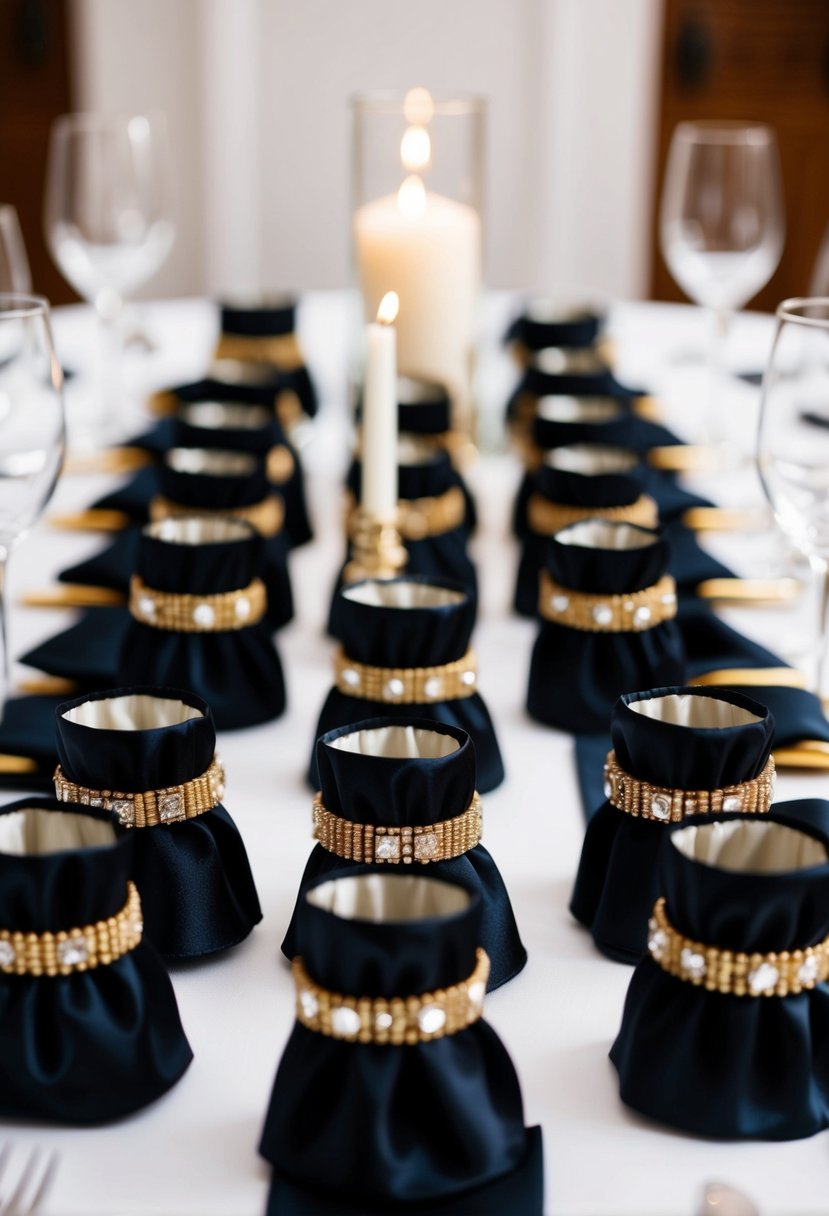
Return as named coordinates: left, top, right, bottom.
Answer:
left=362, top=291, right=399, bottom=515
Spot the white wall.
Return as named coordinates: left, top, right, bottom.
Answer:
left=68, top=0, right=663, bottom=300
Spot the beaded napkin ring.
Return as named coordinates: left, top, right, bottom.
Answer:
left=53, top=756, right=225, bottom=829
left=0, top=882, right=143, bottom=976
left=129, top=575, right=267, bottom=632
left=312, top=791, right=483, bottom=864
left=333, top=647, right=477, bottom=703
left=345, top=485, right=465, bottom=541
left=527, top=492, right=658, bottom=537
left=539, top=570, right=677, bottom=632
left=149, top=493, right=284, bottom=538
left=602, top=750, right=776, bottom=823
left=292, top=947, right=490, bottom=1043
left=647, top=896, right=829, bottom=996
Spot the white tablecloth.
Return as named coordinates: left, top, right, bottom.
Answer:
left=2, top=294, right=828, bottom=1216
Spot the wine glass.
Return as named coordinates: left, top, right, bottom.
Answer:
left=757, top=298, right=829, bottom=694
left=0, top=205, right=32, bottom=294
left=660, top=121, right=785, bottom=432
left=0, top=295, right=65, bottom=711
left=43, top=112, right=175, bottom=438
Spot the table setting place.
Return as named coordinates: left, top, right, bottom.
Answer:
left=3, top=80, right=829, bottom=1216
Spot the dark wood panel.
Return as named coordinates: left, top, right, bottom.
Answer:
left=650, top=0, right=829, bottom=310
left=0, top=0, right=76, bottom=304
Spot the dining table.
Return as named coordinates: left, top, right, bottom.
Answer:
left=2, top=290, right=827, bottom=1216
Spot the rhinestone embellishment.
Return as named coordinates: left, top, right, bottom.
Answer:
left=650, top=793, right=672, bottom=821
left=551, top=594, right=570, bottom=614
left=423, top=676, right=443, bottom=699
left=460, top=669, right=476, bottom=687
left=647, top=918, right=668, bottom=960
left=375, top=1011, right=393, bottom=1031
left=193, top=603, right=216, bottom=628
left=798, top=955, right=820, bottom=986
left=374, top=835, right=401, bottom=861
left=680, top=947, right=707, bottom=979
left=331, top=1006, right=361, bottom=1036
left=592, top=603, right=613, bottom=627
left=0, top=941, right=16, bottom=967
left=111, top=798, right=135, bottom=826
left=385, top=677, right=406, bottom=698
left=417, top=1004, right=447, bottom=1034
left=341, top=667, right=361, bottom=689
left=467, top=980, right=486, bottom=1009
left=58, top=936, right=90, bottom=967
left=234, top=596, right=251, bottom=621
left=158, top=792, right=184, bottom=822
left=414, top=832, right=438, bottom=861
left=748, top=962, right=780, bottom=994
left=300, top=990, right=319, bottom=1019
left=633, top=605, right=652, bottom=628
left=722, top=794, right=743, bottom=812
left=137, top=595, right=156, bottom=620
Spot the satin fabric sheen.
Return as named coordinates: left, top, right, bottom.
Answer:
left=0, top=796, right=192, bottom=1122
left=570, top=686, right=774, bottom=963
left=261, top=867, right=542, bottom=1212
left=527, top=529, right=686, bottom=733
left=55, top=686, right=262, bottom=958
left=285, top=717, right=525, bottom=989
left=504, top=310, right=603, bottom=352
left=611, top=800, right=829, bottom=1139
left=312, top=577, right=504, bottom=793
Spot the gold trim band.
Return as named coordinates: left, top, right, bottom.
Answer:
left=527, top=492, right=658, bottom=537
left=53, top=756, right=225, bottom=829
left=0, top=882, right=143, bottom=976
left=603, top=750, right=776, bottom=823
left=334, top=647, right=477, bottom=703
left=312, top=791, right=483, bottom=864
left=539, top=570, right=677, bottom=632
left=129, top=575, right=267, bottom=632
left=345, top=486, right=466, bottom=541
left=213, top=331, right=304, bottom=371
left=690, top=667, right=809, bottom=690
left=292, top=947, right=490, bottom=1043
left=149, top=493, right=284, bottom=538
left=648, top=897, right=829, bottom=996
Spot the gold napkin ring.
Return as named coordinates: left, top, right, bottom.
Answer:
left=53, top=756, right=225, bottom=829
left=312, top=791, right=483, bottom=864
left=345, top=486, right=465, bottom=541
left=648, top=897, right=829, bottom=996
left=603, top=750, right=776, bottom=822
left=539, top=570, right=677, bottom=632
left=333, top=647, right=477, bottom=703
left=149, top=493, right=284, bottom=538
left=0, top=882, right=143, bottom=976
left=292, top=947, right=490, bottom=1043
left=129, top=575, right=267, bottom=632
left=527, top=492, right=658, bottom=537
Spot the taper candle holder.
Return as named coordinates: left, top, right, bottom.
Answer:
left=343, top=505, right=408, bottom=584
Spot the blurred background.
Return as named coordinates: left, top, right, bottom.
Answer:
left=2, top=0, right=829, bottom=307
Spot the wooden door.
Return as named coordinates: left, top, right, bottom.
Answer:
left=0, top=0, right=75, bottom=303
left=651, top=0, right=829, bottom=309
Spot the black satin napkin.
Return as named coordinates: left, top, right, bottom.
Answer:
left=24, top=520, right=287, bottom=730
left=610, top=802, right=829, bottom=1139
left=571, top=686, right=774, bottom=964
left=328, top=451, right=478, bottom=637
left=285, top=717, right=525, bottom=990
left=220, top=298, right=296, bottom=337
left=504, top=308, right=603, bottom=353
left=0, top=796, right=192, bottom=1121
left=55, top=686, right=262, bottom=959
left=529, top=400, right=680, bottom=458
left=261, top=867, right=544, bottom=1214
left=527, top=525, right=686, bottom=733
left=100, top=403, right=312, bottom=550
left=0, top=695, right=69, bottom=788
left=506, top=368, right=649, bottom=425
left=313, top=577, right=504, bottom=793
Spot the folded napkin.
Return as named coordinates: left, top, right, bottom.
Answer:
left=0, top=694, right=70, bottom=787
left=571, top=686, right=775, bottom=963
left=527, top=522, right=686, bottom=733
left=60, top=448, right=294, bottom=631
left=26, top=517, right=287, bottom=730
left=261, top=867, right=543, bottom=1214
left=285, top=718, right=525, bottom=990
left=55, top=686, right=262, bottom=958
left=314, top=577, right=504, bottom=793
left=506, top=366, right=648, bottom=426
left=0, top=795, right=192, bottom=1121
left=504, top=305, right=604, bottom=353
left=611, top=803, right=829, bottom=1139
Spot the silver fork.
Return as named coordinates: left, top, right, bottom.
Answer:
left=0, top=1146, right=59, bottom=1216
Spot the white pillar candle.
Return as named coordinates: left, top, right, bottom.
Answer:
left=361, top=291, right=399, bottom=515
left=354, top=176, right=481, bottom=429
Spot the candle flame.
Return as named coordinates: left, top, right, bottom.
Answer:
left=400, top=125, right=431, bottom=172
left=377, top=291, right=399, bottom=325
left=397, top=174, right=426, bottom=220
left=404, top=87, right=434, bottom=125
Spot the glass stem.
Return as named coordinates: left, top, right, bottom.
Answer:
left=706, top=307, right=731, bottom=442
left=810, top=555, right=829, bottom=702
left=0, top=547, right=10, bottom=715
